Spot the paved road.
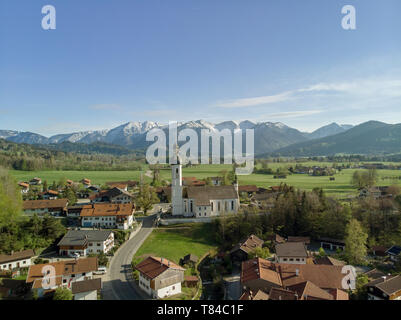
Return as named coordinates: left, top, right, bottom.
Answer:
left=102, top=215, right=156, bottom=300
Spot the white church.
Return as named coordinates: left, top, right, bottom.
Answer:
left=171, top=151, right=240, bottom=218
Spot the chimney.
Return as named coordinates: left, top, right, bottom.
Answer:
left=381, top=276, right=387, bottom=282
left=294, top=292, right=299, bottom=300
left=295, top=269, right=299, bottom=276
left=10, top=250, right=14, bottom=256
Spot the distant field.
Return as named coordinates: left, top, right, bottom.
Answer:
left=9, top=162, right=401, bottom=197
left=133, top=223, right=218, bottom=264
left=9, top=170, right=147, bottom=186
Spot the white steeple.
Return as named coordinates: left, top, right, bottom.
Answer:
left=171, top=144, right=183, bottom=215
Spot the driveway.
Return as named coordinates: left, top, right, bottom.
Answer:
left=102, top=215, right=156, bottom=300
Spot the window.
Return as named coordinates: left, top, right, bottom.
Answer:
left=290, top=258, right=294, bottom=261
left=231, top=201, right=234, bottom=210
left=172, top=286, right=175, bottom=290
left=218, top=202, right=221, bottom=211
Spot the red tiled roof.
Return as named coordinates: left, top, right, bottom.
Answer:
left=80, top=203, right=134, bottom=217
left=26, top=257, right=98, bottom=289
left=239, top=185, right=258, bottom=193
left=135, top=256, right=184, bottom=279
left=241, top=258, right=282, bottom=286
left=23, top=199, right=68, bottom=210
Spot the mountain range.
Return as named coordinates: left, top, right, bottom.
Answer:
left=0, top=120, right=354, bottom=155
left=271, top=121, right=401, bottom=157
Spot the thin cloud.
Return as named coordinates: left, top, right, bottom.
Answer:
left=215, top=91, right=293, bottom=108
left=213, top=77, right=401, bottom=109
left=265, top=110, right=323, bottom=119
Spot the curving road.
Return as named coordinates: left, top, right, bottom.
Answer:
left=102, top=215, right=156, bottom=300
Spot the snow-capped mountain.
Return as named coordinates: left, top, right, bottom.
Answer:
left=0, top=120, right=354, bottom=155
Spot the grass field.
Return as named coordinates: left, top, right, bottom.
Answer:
left=9, top=170, right=146, bottom=186
left=133, top=223, right=218, bottom=265
left=9, top=162, right=401, bottom=198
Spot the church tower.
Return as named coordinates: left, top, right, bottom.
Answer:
left=171, top=145, right=183, bottom=216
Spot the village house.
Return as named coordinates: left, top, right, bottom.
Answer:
left=71, top=278, right=102, bottom=300
left=105, top=182, right=128, bottom=191
left=287, top=236, right=311, bottom=245
left=370, top=245, right=388, bottom=257
left=0, top=249, right=35, bottom=271
left=57, top=230, right=114, bottom=257
left=179, top=254, right=198, bottom=267
left=230, top=234, right=264, bottom=262
left=182, top=177, right=206, bottom=187
left=313, top=256, right=345, bottom=266
left=266, top=233, right=286, bottom=245
left=363, top=268, right=387, bottom=281
left=250, top=192, right=276, bottom=209
left=386, top=245, right=401, bottom=262
left=26, top=257, right=98, bottom=298
left=41, top=190, right=59, bottom=200
left=29, top=177, right=42, bottom=185
left=318, top=238, right=346, bottom=251
left=240, top=257, right=349, bottom=300
left=106, top=180, right=138, bottom=191
left=238, top=185, right=258, bottom=197
left=22, top=199, right=69, bottom=216
left=155, top=186, right=171, bottom=203
left=275, top=242, right=308, bottom=265
left=359, top=186, right=391, bottom=199
left=135, top=256, right=185, bottom=299
left=80, top=203, right=135, bottom=230
left=81, top=178, right=91, bottom=188
left=66, top=205, right=84, bottom=218
left=366, top=275, right=401, bottom=300
left=90, top=187, right=134, bottom=204
left=18, top=182, right=30, bottom=194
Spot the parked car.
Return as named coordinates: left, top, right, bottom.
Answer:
left=94, top=266, right=107, bottom=275
left=69, top=252, right=80, bottom=258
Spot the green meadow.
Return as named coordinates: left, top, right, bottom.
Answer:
left=133, top=223, right=218, bottom=264
left=9, top=162, right=401, bottom=198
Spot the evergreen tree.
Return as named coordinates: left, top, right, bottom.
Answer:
left=344, top=219, right=368, bottom=265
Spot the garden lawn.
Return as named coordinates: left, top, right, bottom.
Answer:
left=133, top=223, right=218, bottom=265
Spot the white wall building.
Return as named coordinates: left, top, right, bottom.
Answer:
left=136, top=256, right=185, bottom=299
left=0, top=249, right=35, bottom=271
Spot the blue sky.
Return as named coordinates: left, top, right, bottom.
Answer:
left=0, top=0, right=400, bottom=136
